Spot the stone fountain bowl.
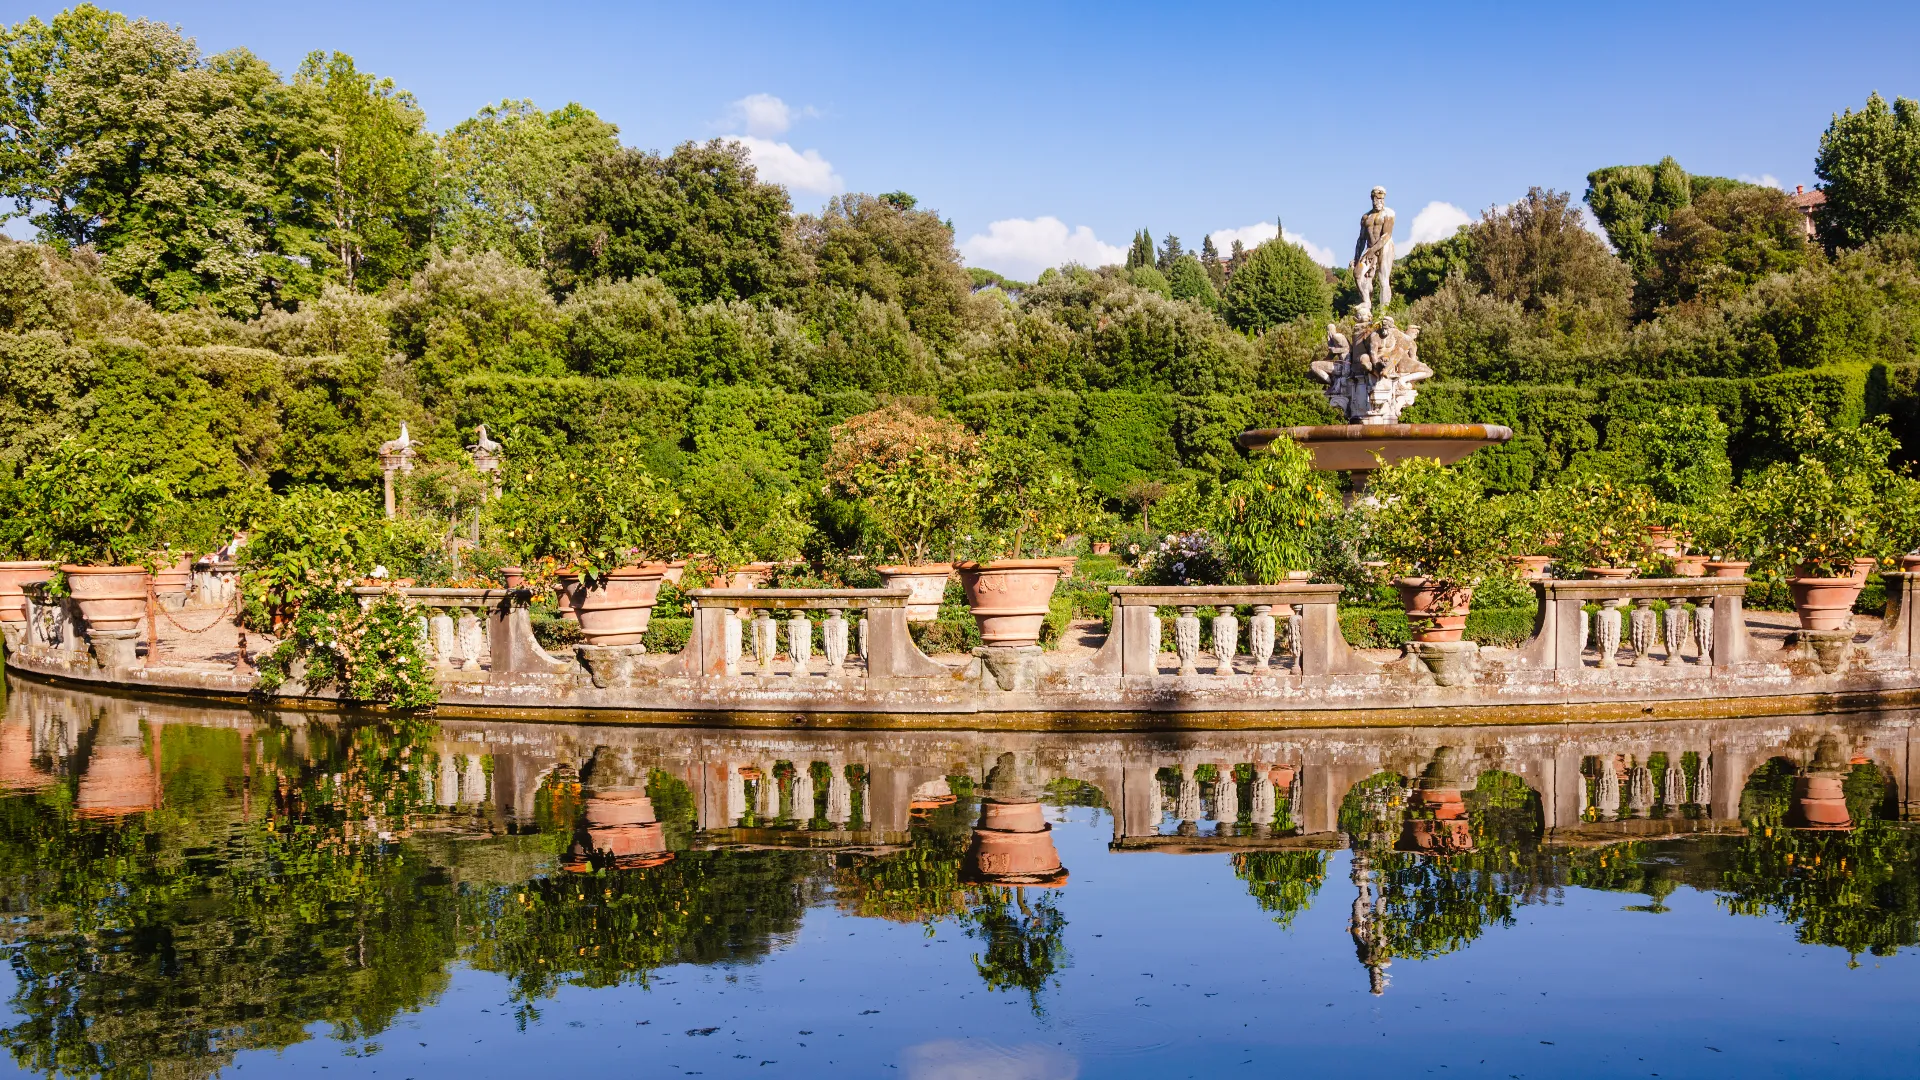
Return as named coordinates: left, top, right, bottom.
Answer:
left=1237, top=423, right=1513, bottom=472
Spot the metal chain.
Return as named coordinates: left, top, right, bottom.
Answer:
left=154, top=595, right=238, bottom=635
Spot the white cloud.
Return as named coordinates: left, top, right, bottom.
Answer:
left=1206, top=221, right=1337, bottom=267
left=726, top=135, right=843, bottom=196
left=1407, top=201, right=1473, bottom=246
left=904, top=1041, right=1079, bottom=1080
left=726, top=92, right=817, bottom=138
left=1739, top=172, right=1784, bottom=190
left=958, top=217, right=1125, bottom=280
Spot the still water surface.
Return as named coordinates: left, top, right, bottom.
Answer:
left=0, top=680, right=1916, bottom=1078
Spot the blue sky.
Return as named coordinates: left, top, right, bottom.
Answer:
left=21, top=0, right=1920, bottom=278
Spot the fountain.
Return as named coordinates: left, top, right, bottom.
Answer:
left=1237, top=185, right=1511, bottom=486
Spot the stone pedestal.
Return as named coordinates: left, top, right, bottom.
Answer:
left=88, top=628, right=141, bottom=672
left=1408, top=639, right=1478, bottom=686
left=974, top=645, right=1046, bottom=692
left=576, top=643, right=648, bottom=688
left=1787, top=629, right=1853, bottom=675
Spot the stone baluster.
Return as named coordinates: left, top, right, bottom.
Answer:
left=1663, top=756, right=1687, bottom=806
left=1596, top=599, right=1625, bottom=668
left=726, top=764, right=748, bottom=825
left=1212, top=610, right=1238, bottom=675
left=1176, top=768, right=1202, bottom=825
left=788, top=612, right=812, bottom=675
left=1579, top=608, right=1590, bottom=654
left=1213, top=764, right=1240, bottom=826
left=827, top=761, right=852, bottom=826
left=723, top=610, right=744, bottom=675
left=457, top=608, right=486, bottom=666
left=755, top=609, right=777, bottom=677
left=1630, top=598, right=1656, bottom=664
left=823, top=608, right=848, bottom=672
left=1693, top=598, right=1715, bottom=664
left=1663, top=605, right=1690, bottom=666
left=1175, top=606, right=1201, bottom=676
left=1248, top=606, right=1276, bottom=671
left=1594, top=759, right=1621, bottom=819
left=1626, top=764, right=1652, bottom=817
left=857, top=616, right=869, bottom=661
left=1249, top=765, right=1276, bottom=826
left=792, top=764, right=816, bottom=826
left=432, top=611, right=461, bottom=669
left=1286, top=606, right=1303, bottom=665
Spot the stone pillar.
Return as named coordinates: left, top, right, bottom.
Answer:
left=823, top=609, right=848, bottom=672
left=1249, top=606, right=1276, bottom=671
left=1664, top=606, right=1690, bottom=666
left=1212, top=612, right=1238, bottom=675
left=789, top=612, right=812, bottom=675
left=1596, top=601, right=1625, bottom=668
left=1630, top=598, right=1656, bottom=663
left=1175, top=606, right=1201, bottom=676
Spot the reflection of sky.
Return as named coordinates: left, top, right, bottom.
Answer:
left=9, top=804, right=1917, bottom=1079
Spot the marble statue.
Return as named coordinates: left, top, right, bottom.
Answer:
left=1308, top=315, right=1433, bottom=425
left=1350, top=186, right=1395, bottom=321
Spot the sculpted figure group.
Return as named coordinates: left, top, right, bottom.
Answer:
left=1306, top=185, right=1432, bottom=425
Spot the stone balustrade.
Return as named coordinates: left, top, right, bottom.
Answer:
left=661, top=588, right=950, bottom=683
left=1514, top=577, right=1757, bottom=671
left=1083, top=584, right=1376, bottom=677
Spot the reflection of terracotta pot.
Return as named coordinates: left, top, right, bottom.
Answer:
left=62, top=566, right=150, bottom=633
left=0, top=561, right=55, bottom=623
left=1704, top=560, right=1750, bottom=579
left=585, top=788, right=657, bottom=827
left=876, top=563, right=952, bottom=623
left=76, top=745, right=155, bottom=818
left=965, top=797, right=1066, bottom=885
left=573, top=565, right=668, bottom=646
left=1790, top=774, right=1852, bottom=830
left=1672, top=555, right=1708, bottom=578
left=1580, top=566, right=1636, bottom=581
left=1267, top=764, right=1296, bottom=788
left=0, top=721, right=50, bottom=792
left=957, top=559, right=1073, bottom=647
left=1394, top=578, right=1473, bottom=643
left=151, top=556, right=192, bottom=597
left=1397, top=787, right=1474, bottom=853
left=1506, top=555, right=1551, bottom=580
left=1788, top=573, right=1865, bottom=632
left=583, top=787, right=673, bottom=866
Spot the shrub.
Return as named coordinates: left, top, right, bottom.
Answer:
left=14, top=441, right=174, bottom=567
left=1213, top=435, right=1332, bottom=583
left=1221, top=240, right=1334, bottom=334
left=823, top=404, right=981, bottom=563
left=1365, top=457, right=1504, bottom=592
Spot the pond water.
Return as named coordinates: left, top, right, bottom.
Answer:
left=0, top=680, right=1916, bottom=1079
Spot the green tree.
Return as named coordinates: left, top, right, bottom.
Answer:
left=546, top=140, right=798, bottom=305
left=292, top=51, right=436, bottom=291
left=794, top=191, right=975, bottom=349
left=1468, top=187, right=1631, bottom=318
left=437, top=99, right=620, bottom=269
left=1199, top=234, right=1226, bottom=289
left=1813, top=91, right=1920, bottom=249
left=1584, top=156, right=1691, bottom=276
left=1392, top=227, right=1473, bottom=306
left=1644, top=183, right=1809, bottom=307
left=1219, top=238, right=1332, bottom=334
left=1156, top=232, right=1183, bottom=273
left=1125, top=229, right=1153, bottom=270
left=1165, top=253, right=1217, bottom=307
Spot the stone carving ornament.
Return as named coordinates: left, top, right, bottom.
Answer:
left=1305, top=188, right=1434, bottom=425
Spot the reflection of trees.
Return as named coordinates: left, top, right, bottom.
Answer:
left=1233, top=851, right=1328, bottom=929
left=961, top=886, right=1068, bottom=1015
left=834, top=785, right=973, bottom=923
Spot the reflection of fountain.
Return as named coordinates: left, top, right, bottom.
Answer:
left=1238, top=188, right=1510, bottom=492
left=1789, top=737, right=1853, bottom=832
left=1397, top=747, right=1472, bottom=854
left=76, top=708, right=157, bottom=819
left=964, top=753, right=1066, bottom=887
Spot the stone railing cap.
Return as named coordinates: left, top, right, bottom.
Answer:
left=1109, top=584, right=1342, bottom=606
left=690, top=587, right=911, bottom=610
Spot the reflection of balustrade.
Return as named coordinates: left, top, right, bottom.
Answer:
left=663, top=589, right=948, bottom=683
left=1518, top=578, right=1756, bottom=670
left=1085, top=585, right=1375, bottom=677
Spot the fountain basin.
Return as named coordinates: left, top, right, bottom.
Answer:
left=1238, top=423, right=1513, bottom=472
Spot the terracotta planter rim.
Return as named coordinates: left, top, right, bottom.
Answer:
left=0, top=560, right=54, bottom=570
left=60, top=564, right=149, bottom=575
left=877, top=562, right=955, bottom=575
left=956, top=558, right=1075, bottom=571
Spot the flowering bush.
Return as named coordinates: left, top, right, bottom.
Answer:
left=1135, top=532, right=1229, bottom=586
left=255, top=568, right=438, bottom=710
left=1544, top=477, right=1657, bottom=573
left=492, top=448, right=681, bottom=586
left=824, top=405, right=981, bottom=563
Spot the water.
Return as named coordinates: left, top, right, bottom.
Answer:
left=0, top=679, right=1916, bottom=1078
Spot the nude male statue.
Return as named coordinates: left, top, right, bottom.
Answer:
left=1350, top=186, right=1395, bottom=320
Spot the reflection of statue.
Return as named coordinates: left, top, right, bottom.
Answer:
left=1351, top=186, right=1395, bottom=320
left=1308, top=316, right=1432, bottom=424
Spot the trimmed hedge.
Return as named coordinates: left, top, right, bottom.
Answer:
left=1338, top=606, right=1539, bottom=650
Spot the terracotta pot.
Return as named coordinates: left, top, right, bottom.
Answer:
left=499, top=565, right=525, bottom=589
left=1705, top=560, right=1751, bottom=579
left=1580, top=566, right=1637, bottom=580
left=1852, top=557, right=1880, bottom=582
left=1646, top=525, right=1682, bottom=556
left=1091, top=542, right=1112, bottom=555
left=0, top=560, right=55, bottom=624
left=151, top=555, right=192, bottom=597
left=1672, top=555, right=1709, bottom=578
left=965, top=797, right=1065, bottom=884
left=1285, top=569, right=1313, bottom=582
left=61, top=566, right=151, bottom=634
left=1394, top=578, right=1474, bottom=643
left=1506, top=554, right=1552, bottom=580
left=876, top=563, right=953, bottom=623
left=956, top=559, right=1072, bottom=647
left=661, top=560, right=688, bottom=586
left=727, top=562, right=776, bottom=590
left=1788, top=573, right=1865, bottom=632
left=1790, top=774, right=1852, bottom=830
left=1901, top=553, right=1920, bottom=572
left=574, top=565, right=668, bottom=646
left=553, top=572, right=583, bottom=622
